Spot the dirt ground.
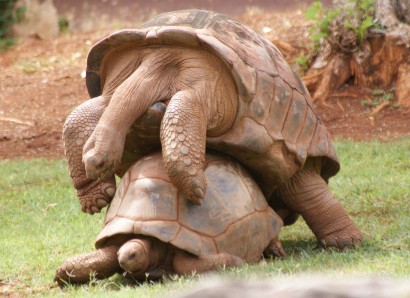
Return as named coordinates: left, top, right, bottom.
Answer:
left=0, top=6, right=409, bottom=160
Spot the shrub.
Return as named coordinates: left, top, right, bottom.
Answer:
left=306, top=0, right=378, bottom=46
left=0, top=0, right=25, bottom=50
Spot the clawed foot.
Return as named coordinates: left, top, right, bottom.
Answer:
left=318, top=225, right=363, bottom=250
left=82, top=102, right=167, bottom=183
left=77, top=178, right=116, bottom=214
left=167, top=165, right=207, bottom=205
left=183, top=176, right=207, bottom=205
left=263, top=238, right=287, bottom=258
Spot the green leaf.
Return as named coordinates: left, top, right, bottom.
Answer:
left=311, top=31, right=328, bottom=41
left=344, top=21, right=355, bottom=30
left=361, top=16, right=374, bottom=31
left=305, top=1, right=322, bottom=20
left=382, top=93, right=394, bottom=101
left=372, top=89, right=384, bottom=96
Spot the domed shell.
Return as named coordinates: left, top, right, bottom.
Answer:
left=86, top=9, right=340, bottom=197
left=95, top=152, right=281, bottom=263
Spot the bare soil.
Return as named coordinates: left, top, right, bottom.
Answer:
left=1, top=8, right=409, bottom=160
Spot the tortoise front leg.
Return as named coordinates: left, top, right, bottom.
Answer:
left=275, top=159, right=363, bottom=249
left=173, top=251, right=244, bottom=275
left=63, top=96, right=116, bottom=214
left=54, top=246, right=121, bottom=287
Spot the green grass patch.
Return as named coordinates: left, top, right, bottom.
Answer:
left=1, top=139, right=409, bottom=296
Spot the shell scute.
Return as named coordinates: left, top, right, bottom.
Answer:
left=209, top=18, right=275, bottom=75
left=309, top=124, right=330, bottom=159
left=157, top=27, right=200, bottom=47
left=196, top=33, right=238, bottom=67
left=105, top=170, right=130, bottom=221
left=248, top=71, right=275, bottom=125
left=120, top=178, right=178, bottom=221
left=282, top=89, right=309, bottom=156
left=209, top=117, right=272, bottom=156
left=240, top=170, right=268, bottom=211
left=295, top=108, right=318, bottom=163
left=178, top=161, right=254, bottom=236
left=143, top=9, right=212, bottom=29
left=145, top=28, right=162, bottom=44
left=141, top=220, right=180, bottom=243
left=264, top=77, right=293, bottom=140
left=262, top=38, right=302, bottom=94
left=170, top=226, right=204, bottom=256
left=129, top=155, right=170, bottom=182
left=106, top=29, right=147, bottom=47
left=214, top=212, right=274, bottom=262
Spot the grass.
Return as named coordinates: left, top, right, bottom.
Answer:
left=0, top=139, right=409, bottom=296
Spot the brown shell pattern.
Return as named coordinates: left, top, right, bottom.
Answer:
left=95, top=152, right=280, bottom=263
left=86, top=9, right=340, bottom=197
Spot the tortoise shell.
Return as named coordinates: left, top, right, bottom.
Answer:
left=95, top=151, right=282, bottom=262
left=86, top=9, right=339, bottom=198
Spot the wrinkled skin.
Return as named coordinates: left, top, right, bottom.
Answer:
left=271, top=158, right=363, bottom=249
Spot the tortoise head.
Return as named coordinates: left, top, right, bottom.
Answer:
left=82, top=124, right=124, bottom=181
left=117, top=239, right=150, bottom=274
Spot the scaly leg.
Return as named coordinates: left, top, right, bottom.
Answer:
left=161, top=90, right=207, bottom=205
left=63, top=96, right=116, bottom=214
left=54, top=246, right=120, bottom=287
left=276, top=159, right=363, bottom=249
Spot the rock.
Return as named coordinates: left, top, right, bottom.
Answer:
left=13, top=0, right=59, bottom=39
left=177, top=277, right=410, bottom=298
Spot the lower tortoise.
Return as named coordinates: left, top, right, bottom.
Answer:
left=55, top=151, right=284, bottom=286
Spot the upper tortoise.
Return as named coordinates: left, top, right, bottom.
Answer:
left=63, top=9, right=362, bottom=249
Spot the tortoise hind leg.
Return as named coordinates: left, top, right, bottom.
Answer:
left=172, top=251, right=244, bottom=275
left=275, top=159, right=363, bottom=249
left=54, top=246, right=121, bottom=287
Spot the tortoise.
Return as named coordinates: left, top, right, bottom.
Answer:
left=54, top=151, right=285, bottom=286
left=63, top=9, right=362, bottom=249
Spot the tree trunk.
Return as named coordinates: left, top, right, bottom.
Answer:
left=303, top=0, right=410, bottom=107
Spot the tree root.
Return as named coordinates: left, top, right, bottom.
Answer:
left=371, top=101, right=391, bottom=115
